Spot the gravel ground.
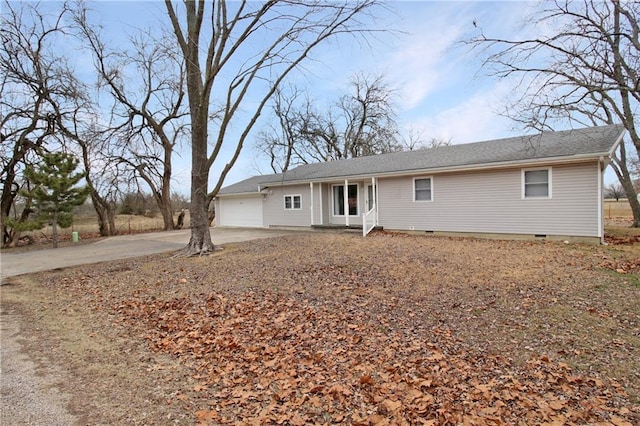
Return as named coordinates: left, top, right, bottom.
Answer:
left=0, top=311, right=78, bottom=426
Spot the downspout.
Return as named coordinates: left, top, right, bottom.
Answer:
left=598, top=156, right=605, bottom=244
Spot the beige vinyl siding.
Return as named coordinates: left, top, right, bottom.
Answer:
left=377, top=162, right=600, bottom=237
left=263, top=184, right=311, bottom=227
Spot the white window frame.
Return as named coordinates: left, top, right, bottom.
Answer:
left=365, top=184, right=377, bottom=211
left=284, top=194, right=302, bottom=210
left=331, top=183, right=359, bottom=216
left=413, top=176, right=433, bottom=202
left=522, top=167, right=552, bottom=199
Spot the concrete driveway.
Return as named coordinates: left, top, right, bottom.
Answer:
left=0, top=227, right=303, bottom=280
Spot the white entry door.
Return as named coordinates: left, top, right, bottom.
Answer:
left=365, top=184, right=376, bottom=211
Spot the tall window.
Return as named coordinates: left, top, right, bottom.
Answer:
left=284, top=194, right=301, bottom=210
left=414, top=177, right=432, bottom=201
left=366, top=184, right=376, bottom=211
left=523, top=169, right=551, bottom=198
left=332, top=184, right=358, bottom=216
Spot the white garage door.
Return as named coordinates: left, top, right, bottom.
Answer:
left=219, top=196, right=263, bottom=227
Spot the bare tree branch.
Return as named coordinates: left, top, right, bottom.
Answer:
left=464, top=0, right=640, bottom=226
left=163, top=0, right=388, bottom=255
left=256, top=72, right=401, bottom=172
left=0, top=1, right=88, bottom=246
left=74, top=5, right=189, bottom=230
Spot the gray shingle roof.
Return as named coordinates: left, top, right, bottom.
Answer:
left=219, top=124, right=624, bottom=195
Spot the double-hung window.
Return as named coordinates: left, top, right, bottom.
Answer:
left=414, top=177, right=432, bottom=201
left=523, top=168, right=551, bottom=198
left=284, top=194, right=301, bottom=210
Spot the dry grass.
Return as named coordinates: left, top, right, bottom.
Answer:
left=604, top=199, right=634, bottom=219
left=23, top=212, right=191, bottom=239
left=2, top=233, right=639, bottom=424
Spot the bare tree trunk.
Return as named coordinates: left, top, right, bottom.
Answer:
left=1, top=177, right=18, bottom=247
left=163, top=0, right=382, bottom=256
left=92, top=193, right=117, bottom=236
left=159, top=200, right=175, bottom=231
left=622, top=184, right=640, bottom=228
left=611, top=143, right=640, bottom=227
left=52, top=210, right=59, bottom=248
left=610, top=1, right=640, bottom=227
left=4, top=199, right=34, bottom=248
left=465, top=0, right=640, bottom=222
left=207, top=199, right=215, bottom=226
left=179, top=126, right=214, bottom=255
left=140, top=142, right=176, bottom=231
left=74, top=6, right=185, bottom=234
left=77, top=137, right=119, bottom=236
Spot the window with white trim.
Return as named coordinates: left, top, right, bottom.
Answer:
left=366, top=184, right=376, bottom=211
left=413, top=177, right=432, bottom=201
left=523, top=168, right=551, bottom=198
left=332, top=184, right=358, bottom=216
left=284, top=194, right=301, bottom=210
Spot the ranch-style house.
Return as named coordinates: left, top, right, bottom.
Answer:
left=215, top=124, right=625, bottom=243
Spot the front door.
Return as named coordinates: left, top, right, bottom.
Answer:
left=365, top=184, right=376, bottom=211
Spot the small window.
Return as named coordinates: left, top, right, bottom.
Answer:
left=284, top=195, right=301, bottom=210
left=523, top=169, right=551, bottom=198
left=414, top=177, right=432, bottom=201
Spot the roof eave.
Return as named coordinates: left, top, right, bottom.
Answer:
left=254, top=152, right=612, bottom=188
left=219, top=145, right=618, bottom=195
left=217, top=190, right=265, bottom=197
left=606, top=128, right=627, bottom=157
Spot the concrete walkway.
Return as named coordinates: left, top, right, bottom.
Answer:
left=0, top=227, right=302, bottom=280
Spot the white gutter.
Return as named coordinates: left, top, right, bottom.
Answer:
left=598, top=156, right=604, bottom=244
left=252, top=151, right=614, bottom=189
left=221, top=136, right=625, bottom=195
left=218, top=190, right=268, bottom=198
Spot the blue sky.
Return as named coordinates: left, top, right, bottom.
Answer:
left=70, top=1, right=617, bottom=194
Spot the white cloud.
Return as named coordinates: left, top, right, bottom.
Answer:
left=403, top=78, right=516, bottom=144
left=383, top=7, right=468, bottom=111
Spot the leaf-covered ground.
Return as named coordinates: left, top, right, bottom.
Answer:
left=3, top=232, right=639, bottom=425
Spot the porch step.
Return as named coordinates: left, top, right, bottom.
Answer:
left=311, top=224, right=383, bottom=233
left=311, top=224, right=363, bottom=230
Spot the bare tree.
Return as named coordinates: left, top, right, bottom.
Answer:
left=605, top=183, right=626, bottom=201
left=466, top=0, right=640, bottom=226
left=74, top=7, right=189, bottom=231
left=256, top=86, right=307, bottom=173
left=398, top=126, right=452, bottom=151
left=164, top=0, right=386, bottom=255
left=258, top=73, right=401, bottom=172
left=60, top=118, right=121, bottom=236
left=338, top=73, right=400, bottom=158
left=0, top=1, right=87, bottom=246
